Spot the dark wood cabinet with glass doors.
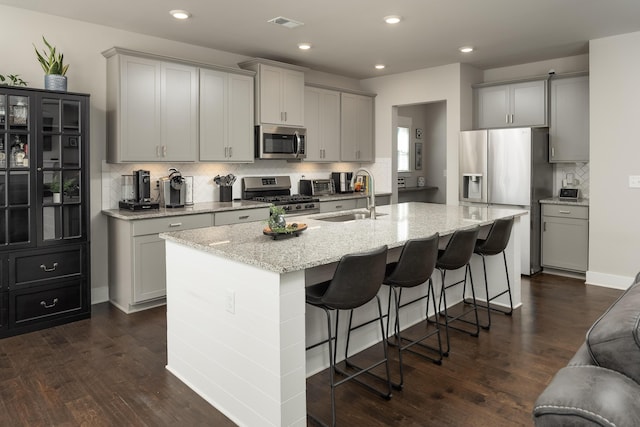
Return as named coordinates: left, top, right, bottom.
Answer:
left=0, top=87, right=90, bottom=338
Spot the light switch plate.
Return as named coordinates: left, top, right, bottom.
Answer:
left=629, top=175, right=640, bottom=188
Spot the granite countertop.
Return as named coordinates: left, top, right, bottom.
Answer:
left=161, top=202, right=526, bottom=274
left=102, top=200, right=271, bottom=220
left=540, top=197, right=589, bottom=207
left=315, top=192, right=392, bottom=202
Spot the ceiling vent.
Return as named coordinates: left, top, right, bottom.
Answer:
left=268, top=16, right=304, bottom=29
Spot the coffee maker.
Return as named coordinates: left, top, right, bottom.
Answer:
left=331, top=172, right=354, bottom=193
left=159, top=168, right=186, bottom=208
left=119, top=169, right=159, bottom=210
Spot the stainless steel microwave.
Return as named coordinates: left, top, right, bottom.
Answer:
left=255, top=125, right=306, bottom=160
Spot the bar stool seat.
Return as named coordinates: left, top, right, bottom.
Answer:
left=435, top=226, right=481, bottom=356
left=383, top=233, right=442, bottom=389
left=472, top=216, right=515, bottom=330
left=305, top=245, right=391, bottom=427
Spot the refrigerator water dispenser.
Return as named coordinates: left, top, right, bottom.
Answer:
left=462, top=173, right=483, bottom=200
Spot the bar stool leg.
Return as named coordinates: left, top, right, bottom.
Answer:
left=477, top=251, right=513, bottom=330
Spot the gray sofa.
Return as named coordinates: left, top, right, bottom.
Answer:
left=533, top=273, right=640, bottom=426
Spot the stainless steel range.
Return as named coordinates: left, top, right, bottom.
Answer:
left=242, top=176, right=320, bottom=215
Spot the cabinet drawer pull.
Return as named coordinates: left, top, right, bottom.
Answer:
left=40, top=298, right=58, bottom=309
left=169, top=222, right=183, bottom=227
left=559, top=210, right=571, bottom=214
left=335, top=205, right=343, bottom=209
left=40, top=262, right=58, bottom=272
left=238, top=215, right=249, bottom=220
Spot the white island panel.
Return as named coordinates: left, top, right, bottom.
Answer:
left=165, top=242, right=306, bottom=427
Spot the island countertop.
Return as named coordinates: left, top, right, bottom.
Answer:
left=161, top=202, right=526, bottom=274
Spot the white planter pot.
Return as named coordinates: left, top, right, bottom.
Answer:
left=53, top=193, right=61, bottom=203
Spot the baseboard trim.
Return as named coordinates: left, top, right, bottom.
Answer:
left=585, top=270, right=634, bottom=290
left=91, top=285, right=109, bottom=305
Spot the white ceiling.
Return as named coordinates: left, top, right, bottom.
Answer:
left=3, top=0, right=640, bottom=79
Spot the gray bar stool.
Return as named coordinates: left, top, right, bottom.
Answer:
left=384, top=233, right=442, bottom=389
left=305, top=245, right=391, bottom=427
left=435, top=226, right=481, bottom=356
left=471, top=216, right=515, bottom=330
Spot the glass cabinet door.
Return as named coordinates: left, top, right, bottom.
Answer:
left=40, top=96, right=83, bottom=242
left=0, top=92, right=31, bottom=248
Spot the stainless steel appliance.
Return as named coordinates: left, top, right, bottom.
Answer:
left=242, top=176, right=319, bottom=215
left=559, top=187, right=580, bottom=201
left=299, top=179, right=335, bottom=196
left=159, top=168, right=186, bottom=208
left=255, top=125, right=306, bottom=160
left=459, top=127, right=553, bottom=275
left=119, top=169, right=159, bottom=210
left=331, top=172, right=354, bottom=193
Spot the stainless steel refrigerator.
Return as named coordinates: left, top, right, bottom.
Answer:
left=459, top=127, right=552, bottom=275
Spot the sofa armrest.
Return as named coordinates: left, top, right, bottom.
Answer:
left=533, top=365, right=640, bottom=427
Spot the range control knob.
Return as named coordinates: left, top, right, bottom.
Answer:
left=295, top=205, right=302, bottom=210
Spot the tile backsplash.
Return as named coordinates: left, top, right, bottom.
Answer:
left=101, top=160, right=388, bottom=209
left=553, top=162, right=589, bottom=198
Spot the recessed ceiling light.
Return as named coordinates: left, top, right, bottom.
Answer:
left=384, top=15, right=402, bottom=24
left=298, top=43, right=312, bottom=50
left=169, top=10, right=191, bottom=20
left=459, top=46, right=474, bottom=53
left=375, top=64, right=386, bottom=70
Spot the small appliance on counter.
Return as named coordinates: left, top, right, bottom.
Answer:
left=299, top=179, right=335, bottom=196
left=558, top=187, right=580, bottom=201
left=119, top=169, right=159, bottom=211
left=159, top=168, right=186, bottom=208
left=331, top=172, right=353, bottom=193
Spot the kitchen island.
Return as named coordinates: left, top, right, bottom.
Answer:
left=160, top=202, right=525, bottom=427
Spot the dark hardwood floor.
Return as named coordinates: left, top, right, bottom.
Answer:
left=0, top=274, right=622, bottom=426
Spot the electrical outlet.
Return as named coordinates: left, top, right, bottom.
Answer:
left=225, top=289, right=235, bottom=314
left=629, top=175, right=640, bottom=189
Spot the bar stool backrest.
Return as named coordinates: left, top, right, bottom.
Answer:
left=437, top=226, right=480, bottom=270
left=384, top=233, right=439, bottom=288
left=475, top=217, right=514, bottom=256
left=317, top=245, right=388, bottom=310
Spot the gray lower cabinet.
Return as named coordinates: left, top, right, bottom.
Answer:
left=108, top=208, right=269, bottom=313
left=320, top=199, right=358, bottom=213
left=542, top=204, right=589, bottom=272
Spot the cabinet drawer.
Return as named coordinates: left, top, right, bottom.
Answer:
left=542, top=204, right=588, bottom=219
left=132, top=214, right=213, bottom=236
left=320, top=199, right=358, bottom=213
left=13, top=247, right=83, bottom=286
left=0, top=292, right=6, bottom=331
left=11, top=281, right=85, bottom=326
left=214, top=208, right=269, bottom=226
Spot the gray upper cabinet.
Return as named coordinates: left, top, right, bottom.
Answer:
left=549, top=75, right=589, bottom=163
left=199, top=68, right=254, bottom=162
left=341, top=93, right=374, bottom=162
left=104, top=49, right=197, bottom=162
left=239, top=59, right=306, bottom=127
left=304, top=86, right=341, bottom=162
left=474, top=79, right=547, bottom=129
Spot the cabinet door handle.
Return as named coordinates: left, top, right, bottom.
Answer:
left=163, top=145, right=167, bottom=157
left=559, top=210, right=571, bottom=214
left=229, top=147, right=233, bottom=158
left=238, top=215, right=249, bottom=220
left=169, top=222, right=183, bottom=227
left=551, top=147, right=555, bottom=158
left=543, top=222, right=546, bottom=232
left=40, top=262, right=58, bottom=272
left=156, top=146, right=161, bottom=157
left=506, top=114, right=509, bottom=124
left=284, top=112, right=287, bottom=122
left=40, top=298, right=58, bottom=309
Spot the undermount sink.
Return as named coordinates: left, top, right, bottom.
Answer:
left=317, top=212, right=387, bottom=222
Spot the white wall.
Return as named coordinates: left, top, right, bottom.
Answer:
left=361, top=63, right=480, bottom=203
left=0, top=5, right=366, bottom=304
left=588, top=31, right=640, bottom=289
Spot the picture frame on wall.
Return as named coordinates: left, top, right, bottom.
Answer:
left=415, top=142, right=422, bottom=170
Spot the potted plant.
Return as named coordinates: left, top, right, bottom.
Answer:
left=49, top=176, right=61, bottom=203
left=33, top=36, right=69, bottom=91
left=0, top=74, right=27, bottom=86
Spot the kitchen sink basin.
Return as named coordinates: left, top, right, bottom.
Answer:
left=316, top=212, right=387, bottom=222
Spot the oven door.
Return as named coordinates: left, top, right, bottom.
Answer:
left=256, top=125, right=306, bottom=159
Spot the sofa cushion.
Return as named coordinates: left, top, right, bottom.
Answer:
left=533, top=365, right=640, bottom=427
left=586, top=281, right=640, bottom=384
